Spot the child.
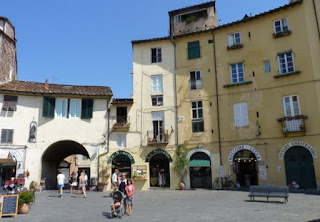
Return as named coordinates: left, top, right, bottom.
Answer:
left=111, top=199, right=121, bottom=216
left=125, top=179, right=135, bottom=216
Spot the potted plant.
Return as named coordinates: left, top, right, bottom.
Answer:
left=98, top=168, right=110, bottom=192
left=18, top=191, right=34, bottom=214
left=173, top=143, right=189, bottom=190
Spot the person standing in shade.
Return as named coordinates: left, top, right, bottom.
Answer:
left=112, top=169, right=119, bottom=191
left=70, top=172, right=77, bottom=194
left=82, top=170, right=88, bottom=186
left=57, top=170, right=65, bottom=197
left=118, top=173, right=127, bottom=214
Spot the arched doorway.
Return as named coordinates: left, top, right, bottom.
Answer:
left=233, top=150, right=258, bottom=187
left=41, top=140, right=90, bottom=189
left=112, top=155, right=132, bottom=178
left=189, top=152, right=212, bottom=189
left=285, top=146, right=316, bottom=189
left=149, top=154, right=170, bottom=187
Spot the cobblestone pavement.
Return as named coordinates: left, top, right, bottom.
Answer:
left=2, top=189, right=320, bottom=222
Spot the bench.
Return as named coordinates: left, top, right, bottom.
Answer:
left=249, top=185, right=289, bottom=203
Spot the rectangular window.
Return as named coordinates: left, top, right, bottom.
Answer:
left=278, top=51, right=294, bottom=74
left=230, top=63, right=244, bottom=84
left=151, top=111, right=164, bottom=142
left=188, top=41, right=200, bottom=59
left=1, top=129, right=13, bottom=144
left=283, top=95, right=300, bottom=117
left=151, top=75, right=163, bottom=94
left=82, top=156, right=88, bottom=160
left=81, top=99, right=94, bottom=119
left=55, top=99, right=68, bottom=118
left=69, top=99, right=81, bottom=118
left=151, top=48, right=162, bottom=63
left=274, top=18, right=289, bottom=34
left=190, top=71, right=202, bottom=90
left=117, top=135, right=126, bottom=148
left=228, top=32, right=241, bottom=46
left=233, top=103, right=249, bottom=127
left=42, top=97, right=56, bottom=118
left=191, top=101, right=204, bottom=133
left=175, top=15, right=181, bottom=24
left=2, top=95, right=18, bottom=111
left=264, top=61, right=271, bottom=73
left=152, top=96, right=163, bottom=106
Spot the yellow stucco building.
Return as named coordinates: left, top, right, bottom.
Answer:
left=101, top=0, right=320, bottom=190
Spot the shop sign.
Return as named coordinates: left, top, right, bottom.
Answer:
left=187, top=148, right=212, bottom=159
left=107, top=150, right=135, bottom=164
left=0, top=148, right=23, bottom=162
left=279, top=141, right=317, bottom=160
left=228, top=145, right=262, bottom=162
left=258, top=165, right=268, bottom=181
left=145, top=149, right=172, bottom=162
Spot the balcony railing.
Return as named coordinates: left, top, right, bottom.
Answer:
left=111, top=116, right=130, bottom=131
left=277, top=115, right=307, bottom=135
left=147, top=130, right=169, bottom=145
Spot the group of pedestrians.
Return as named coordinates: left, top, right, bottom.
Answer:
left=111, top=169, right=135, bottom=216
left=56, top=169, right=87, bottom=198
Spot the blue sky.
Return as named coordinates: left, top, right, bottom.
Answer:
left=0, top=0, right=287, bottom=98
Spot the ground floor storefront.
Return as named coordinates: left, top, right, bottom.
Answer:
left=101, top=137, right=320, bottom=191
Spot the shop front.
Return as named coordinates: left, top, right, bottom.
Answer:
left=279, top=141, right=317, bottom=189
left=146, top=149, right=172, bottom=188
left=228, top=145, right=262, bottom=187
left=187, top=148, right=212, bottom=189
left=108, top=150, right=135, bottom=178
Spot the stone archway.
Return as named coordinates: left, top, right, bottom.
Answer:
left=41, top=140, right=90, bottom=189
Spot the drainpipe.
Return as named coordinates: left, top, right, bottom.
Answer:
left=312, top=0, right=320, bottom=42
left=211, top=30, right=223, bottom=170
left=170, top=36, right=179, bottom=146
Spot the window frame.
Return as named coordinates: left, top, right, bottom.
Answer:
left=187, top=41, right=201, bottom=59
left=277, top=51, right=295, bottom=74
left=230, top=62, right=245, bottom=84
left=69, top=99, right=82, bottom=118
left=1, top=129, right=14, bottom=144
left=189, top=70, right=202, bottom=90
left=191, top=101, right=204, bottom=133
left=55, top=98, right=68, bottom=118
left=283, top=95, right=300, bottom=117
left=175, top=15, right=182, bottom=24
left=263, top=60, right=271, bottom=73
left=274, top=18, right=289, bottom=34
left=233, top=103, right=249, bottom=127
left=152, top=96, right=163, bottom=106
left=2, top=95, right=18, bottom=111
left=151, top=75, right=163, bottom=94
left=151, top=48, right=162, bottom=63
left=116, top=134, right=126, bottom=148
left=228, top=32, right=241, bottom=46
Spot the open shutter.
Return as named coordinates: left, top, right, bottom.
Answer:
left=7, top=130, right=13, bottom=143
left=81, top=99, right=93, bottom=119
left=233, top=104, right=241, bottom=127
left=241, top=103, right=249, bottom=126
left=228, top=34, right=234, bottom=46
left=42, top=97, right=55, bottom=118
left=196, top=71, right=202, bottom=89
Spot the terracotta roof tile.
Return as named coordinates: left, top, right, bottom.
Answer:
left=112, top=98, right=133, bottom=105
left=0, top=80, right=112, bottom=97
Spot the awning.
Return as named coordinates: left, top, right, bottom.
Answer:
left=189, top=160, right=210, bottom=167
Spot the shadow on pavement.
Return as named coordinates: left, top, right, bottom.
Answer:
left=243, top=200, right=286, bottom=204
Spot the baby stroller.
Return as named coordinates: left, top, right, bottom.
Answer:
left=109, top=190, right=124, bottom=219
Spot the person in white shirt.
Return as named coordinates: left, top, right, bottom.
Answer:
left=112, top=169, right=119, bottom=190
left=57, top=170, right=65, bottom=197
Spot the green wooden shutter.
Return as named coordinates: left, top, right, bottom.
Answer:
left=81, top=99, right=93, bottom=119
left=188, top=41, right=200, bottom=59
left=42, top=97, right=55, bottom=118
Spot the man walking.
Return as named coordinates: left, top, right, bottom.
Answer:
left=57, top=170, right=65, bottom=197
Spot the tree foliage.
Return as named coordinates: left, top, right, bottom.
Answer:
left=173, top=142, right=189, bottom=183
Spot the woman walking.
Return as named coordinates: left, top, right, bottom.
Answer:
left=70, top=172, right=77, bottom=194
left=57, top=170, right=65, bottom=197
left=77, top=172, right=87, bottom=198
left=125, top=179, right=135, bottom=216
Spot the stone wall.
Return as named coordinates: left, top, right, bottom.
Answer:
left=0, top=33, right=17, bottom=83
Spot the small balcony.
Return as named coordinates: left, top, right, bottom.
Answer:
left=147, top=130, right=169, bottom=145
left=277, top=115, right=308, bottom=136
left=111, top=116, right=130, bottom=131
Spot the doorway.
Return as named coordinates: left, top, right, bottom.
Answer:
left=189, top=152, right=212, bottom=189
left=112, top=154, right=131, bottom=178
left=149, top=154, right=170, bottom=187
left=285, top=146, right=316, bottom=189
left=233, top=150, right=258, bottom=187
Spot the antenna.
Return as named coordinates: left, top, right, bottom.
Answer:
left=49, top=75, right=56, bottom=83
